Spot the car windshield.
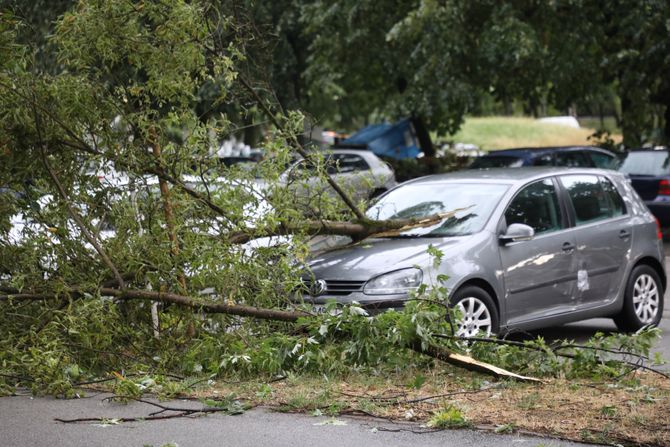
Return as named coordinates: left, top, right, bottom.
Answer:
left=619, top=151, right=670, bottom=176
left=366, top=182, right=509, bottom=236
left=470, top=155, right=524, bottom=168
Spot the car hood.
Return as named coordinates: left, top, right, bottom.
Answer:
left=306, top=236, right=469, bottom=281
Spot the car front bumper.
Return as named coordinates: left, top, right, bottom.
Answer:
left=301, top=292, right=408, bottom=315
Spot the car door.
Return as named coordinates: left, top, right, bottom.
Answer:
left=558, top=174, right=632, bottom=308
left=499, top=178, right=579, bottom=325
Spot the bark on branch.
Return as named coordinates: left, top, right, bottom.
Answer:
left=148, top=128, right=186, bottom=293
left=229, top=209, right=466, bottom=244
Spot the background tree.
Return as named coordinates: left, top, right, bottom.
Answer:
left=300, top=0, right=670, bottom=147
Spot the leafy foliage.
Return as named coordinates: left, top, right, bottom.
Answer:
left=469, top=327, right=662, bottom=380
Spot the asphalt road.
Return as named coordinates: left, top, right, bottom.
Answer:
left=0, top=393, right=592, bottom=447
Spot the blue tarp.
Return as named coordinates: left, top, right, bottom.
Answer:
left=340, top=119, right=421, bottom=159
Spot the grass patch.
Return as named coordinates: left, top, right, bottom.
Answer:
left=427, top=405, right=470, bottom=428
left=183, top=367, right=670, bottom=446
left=447, top=116, right=621, bottom=150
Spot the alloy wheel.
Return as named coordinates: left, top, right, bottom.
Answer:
left=633, top=273, right=660, bottom=324
left=455, top=296, right=492, bottom=337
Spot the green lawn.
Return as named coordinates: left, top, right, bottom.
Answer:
left=447, top=116, right=620, bottom=151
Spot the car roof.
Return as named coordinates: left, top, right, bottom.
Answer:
left=628, top=147, right=669, bottom=152
left=329, top=148, right=377, bottom=157
left=406, top=167, right=621, bottom=186
left=481, top=146, right=612, bottom=158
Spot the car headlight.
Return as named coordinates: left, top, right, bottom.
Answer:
left=363, top=268, right=423, bottom=295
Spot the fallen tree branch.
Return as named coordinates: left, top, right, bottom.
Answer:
left=228, top=209, right=463, bottom=244
left=99, top=287, right=307, bottom=322
left=408, top=341, right=542, bottom=383
left=54, top=396, right=250, bottom=423
left=0, top=286, right=541, bottom=381
left=398, top=388, right=493, bottom=405
left=435, top=333, right=670, bottom=379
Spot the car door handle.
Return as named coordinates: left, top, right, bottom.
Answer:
left=619, top=229, right=631, bottom=239
left=562, top=242, right=576, bottom=252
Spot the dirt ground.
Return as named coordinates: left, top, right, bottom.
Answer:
left=198, top=368, right=670, bottom=447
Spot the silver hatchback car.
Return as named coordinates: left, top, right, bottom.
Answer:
left=303, top=168, right=666, bottom=336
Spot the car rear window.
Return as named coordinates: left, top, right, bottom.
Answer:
left=329, top=154, right=370, bottom=173
left=619, top=151, right=670, bottom=176
left=555, top=151, right=592, bottom=167
left=588, top=151, right=618, bottom=169
left=470, top=156, right=524, bottom=168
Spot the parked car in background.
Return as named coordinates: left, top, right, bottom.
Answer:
left=301, top=168, right=665, bottom=336
left=281, top=149, right=396, bottom=202
left=618, top=147, right=670, bottom=226
left=469, top=146, right=619, bottom=170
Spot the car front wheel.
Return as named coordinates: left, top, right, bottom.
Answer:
left=614, top=265, right=664, bottom=332
left=450, top=286, right=500, bottom=337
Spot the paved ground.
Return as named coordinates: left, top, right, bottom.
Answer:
left=0, top=392, right=592, bottom=447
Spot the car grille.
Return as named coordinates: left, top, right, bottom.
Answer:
left=302, top=279, right=366, bottom=296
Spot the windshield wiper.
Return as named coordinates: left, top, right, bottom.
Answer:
left=382, top=233, right=446, bottom=239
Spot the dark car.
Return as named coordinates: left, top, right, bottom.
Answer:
left=469, top=146, right=619, bottom=170
left=618, top=148, right=670, bottom=226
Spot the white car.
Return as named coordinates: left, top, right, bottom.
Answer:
left=280, top=149, right=396, bottom=203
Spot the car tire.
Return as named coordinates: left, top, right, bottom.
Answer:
left=449, top=286, right=500, bottom=337
left=614, top=265, right=664, bottom=332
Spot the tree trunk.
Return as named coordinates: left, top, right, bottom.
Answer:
left=663, top=99, right=670, bottom=146
left=620, top=94, right=642, bottom=148
left=503, top=97, right=513, bottom=115
left=410, top=115, right=435, bottom=157
left=242, top=115, right=262, bottom=148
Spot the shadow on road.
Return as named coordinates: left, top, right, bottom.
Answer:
left=506, top=318, right=618, bottom=344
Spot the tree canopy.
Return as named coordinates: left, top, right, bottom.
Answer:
left=296, top=0, right=670, bottom=147
left=5, top=0, right=670, bottom=146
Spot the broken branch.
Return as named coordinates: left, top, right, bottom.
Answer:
left=0, top=285, right=541, bottom=381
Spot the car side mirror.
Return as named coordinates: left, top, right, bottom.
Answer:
left=499, top=223, right=535, bottom=244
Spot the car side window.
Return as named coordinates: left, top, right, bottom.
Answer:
left=555, top=151, right=591, bottom=167
left=560, top=174, right=613, bottom=225
left=600, top=176, right=626, bottom=216
left=533, top=153, right=554, bottom=166
left=504, top=179, right=564, bottom=234
left=330, top=154, right=370, bottom=173
left=588, top=151, right=617, bottom=169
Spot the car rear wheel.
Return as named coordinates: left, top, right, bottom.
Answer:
left=614, top=265, right=664, bottom=332
left=450, top=286, right=499, bottom=337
